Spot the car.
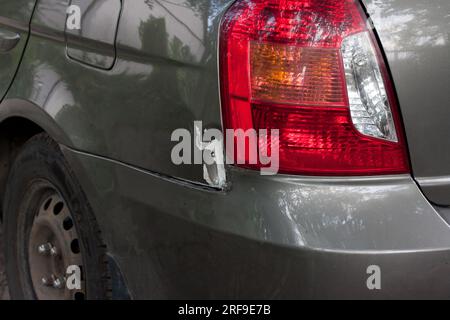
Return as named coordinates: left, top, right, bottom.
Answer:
left=0, top=0, right=449, bottom=300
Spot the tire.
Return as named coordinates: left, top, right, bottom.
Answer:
left=3, top=133, right=110, bottom=300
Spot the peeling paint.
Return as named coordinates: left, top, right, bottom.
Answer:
left=194, top=124, right=227, bottom=189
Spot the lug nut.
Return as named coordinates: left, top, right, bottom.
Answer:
left=50, top=246, right=58, bottom=257
left=52, top=277, right=65, bottom=289
left=42, top=274, right=66, bottom=289
left=41, top=277, right=51, bottom=286
left=37, top=243, right=53, bottom=255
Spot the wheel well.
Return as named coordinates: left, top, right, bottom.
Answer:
left=0, top=117, right=44, bottom=217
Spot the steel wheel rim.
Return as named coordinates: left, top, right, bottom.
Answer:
left=28, top=189, right=85, bottom=300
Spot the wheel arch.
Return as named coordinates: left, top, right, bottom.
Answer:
left=0, top=102, right=132, bottom=299
left=0, top=98, right=73, bottom=219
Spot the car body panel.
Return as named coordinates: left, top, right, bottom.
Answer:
left=362, top=0, right=450, bottom=205
left=62, top=146, right=450, bottom=299
left=66, top=0, right=122, bottom=70
left=0, top=0, right=450, bottom=299
left=63, top=147, right=450, bottom=252
left=3, top=0, right=232, bottom=186
left=0, top=0, right=37, bottom=101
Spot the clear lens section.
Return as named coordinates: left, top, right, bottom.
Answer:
left=341, top=32, right=398, bottom=142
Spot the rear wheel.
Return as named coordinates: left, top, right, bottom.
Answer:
left=3, top=134, right=110, bottom=300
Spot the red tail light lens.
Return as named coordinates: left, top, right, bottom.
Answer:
left=219, top=0, right=410, bottom=175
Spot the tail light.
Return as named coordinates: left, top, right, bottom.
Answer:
left=219, top=0, right=409, bottom=175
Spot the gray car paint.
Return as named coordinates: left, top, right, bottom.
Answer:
left=4, top=0, right=228, bottom=185
left=62, top=146, right=450, bottom=298
left=66, top=0, right=122, bottom=70
left=65, top=147, right=450, bottom=252
left=0, top=0, right=449, bottom=298
left=362, top=0, right=450, bottom=205
left=0, top=0, right=37, bottom=100
left=6, top=0, right=449, bottom=196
